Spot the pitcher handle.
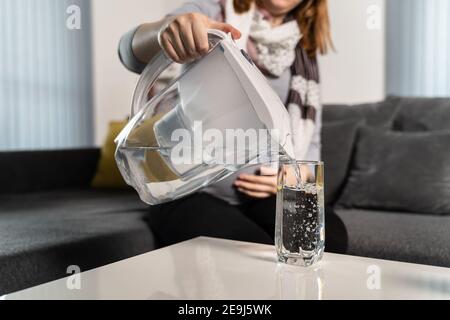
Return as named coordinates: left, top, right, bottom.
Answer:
left=130, top=29, right=229, bottom=117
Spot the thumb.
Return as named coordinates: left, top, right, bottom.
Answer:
left=209, top=21, right=241, bottom=40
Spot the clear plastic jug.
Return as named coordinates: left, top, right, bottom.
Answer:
left=115, top=30, right=294, bottom=205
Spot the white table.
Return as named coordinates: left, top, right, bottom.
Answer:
left=3, top=237, right=450, bottom=300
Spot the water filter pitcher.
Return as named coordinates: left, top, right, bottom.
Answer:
left=115, top=30, right=294, bottom=205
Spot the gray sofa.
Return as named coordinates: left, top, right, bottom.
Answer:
left=0, top=150, right=156, bottom=295
left=322, top=96, right=450, bottom=268
left=1, top=96, right=449, bottom=295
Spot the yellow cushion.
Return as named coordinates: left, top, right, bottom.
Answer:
left=91, top=120, right=128, bottom=189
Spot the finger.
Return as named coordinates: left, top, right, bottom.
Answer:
left=191, top=19, right=210, bottom=55
left=234, top=180, right=276, bottom=194
left=160, top=35, right=182, bottom=63
left=209, top=21, right=241, bottom=40
left=238, top=188, right=271, bottom=199
left=238, top=174, right=277, bottom=186
left=169, top=33, right=189, bottom=62
left=166, top=26, right=189, bottom=62
left=179, top=25, right=199, bottom=59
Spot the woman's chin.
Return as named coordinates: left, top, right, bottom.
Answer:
left=261, top=0, right=303, bottom=16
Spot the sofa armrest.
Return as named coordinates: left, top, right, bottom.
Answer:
left=0, top=149, right=100, bottom=194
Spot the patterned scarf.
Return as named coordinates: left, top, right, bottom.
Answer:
left=218, top=0, right=321, bottom=160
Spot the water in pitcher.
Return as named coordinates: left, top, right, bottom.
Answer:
left=116, top=145, right=237, bottom=205
left=115, top=139, right=285, bottom=205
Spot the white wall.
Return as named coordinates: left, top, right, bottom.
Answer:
left=90, top=0, right=184, bottom=145
left=319, top=0, right=386, bottom=104
left=91, top=0, right=386, bottom=145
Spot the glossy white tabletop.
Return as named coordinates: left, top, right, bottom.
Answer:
left=3, top=237, right=450, bottom=300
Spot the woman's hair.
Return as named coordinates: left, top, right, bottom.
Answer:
left=233, top=0, right=333, bottom=56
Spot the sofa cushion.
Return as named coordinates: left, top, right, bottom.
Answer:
left=322, top=100, right=400, bottom=128
left=92, top=121, right=128, bottom=189
left=337, top=127, right=450, bottom=215
left=0, top=189, right=155, bottom=295
left=390, top=96, right=450, bottom=132
left=336, top=208, right=450, bottom=267
left=0, top=149, right=100, bottom=194
left=321, top=120, right=361, bottom=205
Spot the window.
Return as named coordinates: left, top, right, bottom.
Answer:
left=387, top=0, right=450, bottom=97
left=0, top=0, right=93, bottom=150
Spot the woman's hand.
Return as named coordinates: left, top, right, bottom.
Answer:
left=234, top=166, right=278, bottom=199
left=159, top=13, right=241, bottom=64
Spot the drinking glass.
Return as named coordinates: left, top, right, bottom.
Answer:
left=275, top=159, right=325, bottom=267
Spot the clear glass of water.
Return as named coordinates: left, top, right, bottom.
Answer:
left=275, top=159, right=325, bottom=267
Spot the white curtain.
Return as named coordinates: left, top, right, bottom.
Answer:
left=386, top=0, right=450, bottom=97
left=0, top=0, right=93, bottom=150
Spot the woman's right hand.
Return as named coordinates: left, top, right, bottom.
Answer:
left=159, top=13, right=241, bottom=64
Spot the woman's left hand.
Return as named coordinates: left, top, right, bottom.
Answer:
left=234, top=166, right=278, bottom=199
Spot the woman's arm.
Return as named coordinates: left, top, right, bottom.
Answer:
left=134, top=14, right=240, bottom=65
left=131, top=19, right=174, bottom=67
left=118, top=1, right=240, bottom=73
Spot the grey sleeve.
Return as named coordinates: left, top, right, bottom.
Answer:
left=118, top=0, right=222, bottom=74
left=118, top=27, right=148, bottom=74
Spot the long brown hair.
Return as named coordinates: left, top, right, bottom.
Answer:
left=233, top=0, right=333, bottom=57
